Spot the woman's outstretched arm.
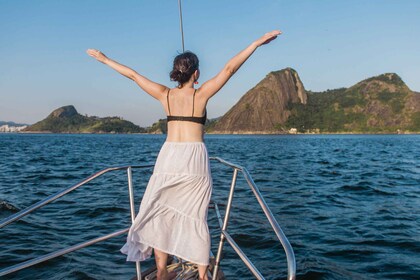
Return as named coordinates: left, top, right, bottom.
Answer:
left=86, top=49, right=168, bottom=100
left=199, top=30, right=281, bottom=99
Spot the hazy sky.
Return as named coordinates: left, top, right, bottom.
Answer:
left=1, top=0, right=419, bottom=126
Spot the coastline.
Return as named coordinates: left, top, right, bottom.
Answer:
left=4, top=130, right=419, bottom=135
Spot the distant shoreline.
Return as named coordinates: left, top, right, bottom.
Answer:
left=3, top=131, right=419, bottom=135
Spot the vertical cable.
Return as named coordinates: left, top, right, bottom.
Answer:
left=178, top=0, right=185, bottom=52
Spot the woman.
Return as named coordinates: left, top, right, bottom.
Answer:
left=87, top=30, right=281, bottom=280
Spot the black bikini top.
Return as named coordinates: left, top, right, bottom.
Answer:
left=166, top=89, right=207, bottom=125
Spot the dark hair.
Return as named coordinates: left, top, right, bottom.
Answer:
left=170, top=51, right=199, bottom=87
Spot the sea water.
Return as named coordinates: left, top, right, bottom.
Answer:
left=0, top=134, right=419, bottom=279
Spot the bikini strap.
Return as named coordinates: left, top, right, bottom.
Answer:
left=167, top=88, right=171, bottom=116
left=192, top=89, right=197, bottom=117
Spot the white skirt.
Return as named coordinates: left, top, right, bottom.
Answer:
left=120, top=141, right=213, bottom=266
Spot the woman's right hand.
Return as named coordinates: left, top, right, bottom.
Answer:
left=86, top=49, right=108, bottom=63
left=254, top=30, right=282, bottom=47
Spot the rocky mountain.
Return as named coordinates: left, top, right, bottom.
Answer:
left=208, top=68, right=307, bottom=133
left=207, top=69, right=420, bottom=134
left=286, top=73, right=420, bottom=133
left=24, top=105, right=145, bottom=133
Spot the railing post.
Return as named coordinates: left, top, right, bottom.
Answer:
left=209, top=157, right=296, bottom=280
left=213, top=168, right=238, bottom=280
left=127, top=167, right=141, bottom=280
left=242, top=169, right=296, bottom=280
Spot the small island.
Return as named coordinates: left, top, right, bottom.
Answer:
left=24, top=106, right=146, bottom=134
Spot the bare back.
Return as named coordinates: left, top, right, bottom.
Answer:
left=161, top=87, right=208, bottom=142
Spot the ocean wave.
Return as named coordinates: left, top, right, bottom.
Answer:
left=338, top=184, right=396, bottom=196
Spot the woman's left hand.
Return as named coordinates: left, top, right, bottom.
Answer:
left=86, top=49, right=108, bottom=63
left=255, top=30, right=282, bottom=47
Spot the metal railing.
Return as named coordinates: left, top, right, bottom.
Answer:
left=210, top=157, right=296, bottom=280
left=0, top=165, right=153, bottom=279
left=0, top=159, right=295, bottom=280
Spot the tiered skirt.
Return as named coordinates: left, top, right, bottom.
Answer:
left=120, top=141, right=212, bottom=266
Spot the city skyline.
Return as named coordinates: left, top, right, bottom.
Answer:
left=1, top=0, right=419, bottom=126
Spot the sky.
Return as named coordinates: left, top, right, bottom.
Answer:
left=0, top=0, right=419, bottom=126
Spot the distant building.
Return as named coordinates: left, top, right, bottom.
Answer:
left=288, top=128, right=298, bottom=134
left=0, top=125, right=27, bottom=132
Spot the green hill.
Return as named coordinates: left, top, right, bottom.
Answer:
left=285, top=73, right=420, bottom=133
left=206, top=70, right=420, bottom=134
left=25, top=105, right=145, bottom=133
left=146, top=119, right=168, bottom=134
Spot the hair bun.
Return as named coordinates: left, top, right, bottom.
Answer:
left=169, top=51, right=199, bottom=86
left=170, top=69, right=185, bottom=83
